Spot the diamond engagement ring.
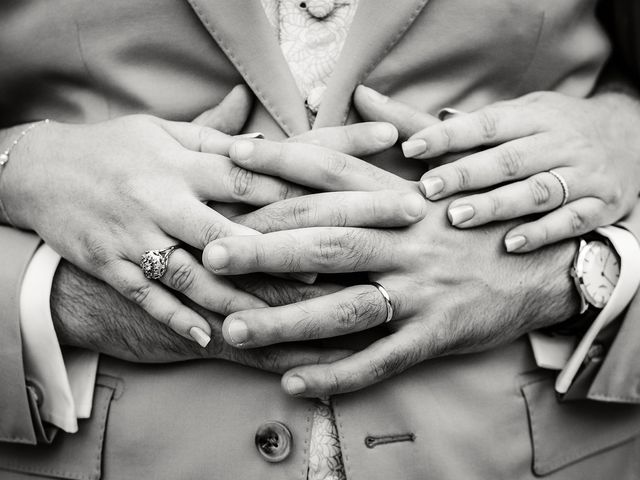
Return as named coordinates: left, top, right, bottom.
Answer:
left=371, top=282, right=394, bottom=323
left=140, top=246, right=178, bottom=280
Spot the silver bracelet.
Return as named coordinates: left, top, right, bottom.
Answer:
left=0, top=119, right=50, bottom=226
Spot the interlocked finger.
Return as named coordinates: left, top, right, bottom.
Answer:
left=203, top=227, right=395, bottom=275
left=160, top=248, right=267, bottom=315
left=222, top=285, right=395, bottom=348
left=229, top=139, right=412, bottom=192
left=446, top=168, right=584, bottom=228
left=235, top=190, right=427, bottom=233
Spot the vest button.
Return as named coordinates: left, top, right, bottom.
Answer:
left=255, top=421, right=293, bottom=463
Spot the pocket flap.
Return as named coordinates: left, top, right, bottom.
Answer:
left=522, top=377, right=640, bottom=476
left=0, top=383, right=114, bottom=480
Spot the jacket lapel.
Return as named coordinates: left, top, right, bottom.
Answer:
left=314, top=0, right=430, bottom=128
left=186, top=0, right=310, bottom=136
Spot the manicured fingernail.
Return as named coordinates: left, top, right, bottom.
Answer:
left=189, top=327, right=211, bottom=348
left=235, top=132, right=264, bottom=139
left=402, top=139, right=427, bottom=157
left=361, top=85, right=389, bottom=103
left=448, top=204, right=475, bottom=226
left=227, top=319, right=249, bottom=344
left=231, top=140, right=254, bottom=161
left=505, top=235, right=527, bottom=252
left=285, top=376, right=306, bottom=395
left=373, top=123, right=397, bottom=143
left=206, top=245, right=229, bottom=271
left=403, top=193, right=426, bottom=218
left=420, top=177, right=444, bottom=198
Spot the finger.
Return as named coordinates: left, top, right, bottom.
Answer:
left=161, top=199, right=259, bottom=250
left=446, top=169, right=590, bottom=228
left=160, top=248, right=268, bottom=315
left=229, top=139, right=412, bottom=192
left=233, top=345, right=354, bottom=374
left=186, top=153, right=310, bottom=205
left=419, top=134, right=561, bottom=200
left=192, top=84, right=254, bottom=135
left=353, top=85, right=440, bottom=140
left=281, top=329, right=423, bottom=397
left=222, top=285, right=397, bottom=347
left=235, top=190, right=427, bottom=233
left=402, top=102, right=541, bottom=159
left=103, top=260, right=213, bottom=347
left=289, top=122, right=398, bottom=156
left=203, top=227, right=393, bottom=275
left=231, top=274, right=343, bottom=306
left=504, top=197, right=608, bottom=252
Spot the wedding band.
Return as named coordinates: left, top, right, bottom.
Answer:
left=548, top=170, right=569, bottom=207
left=371, top=282, right=394, bottom=323
left=140, top=245, right=178, bottom=280
left=437, top=107, right=465, bottom=121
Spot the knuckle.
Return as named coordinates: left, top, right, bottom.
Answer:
left=322, top=151, right=350, bottom=183
left=199, top=221, right=225, bottom=246
left=334, top=301, right=360, bottom=332
left=227, top=166, right=256, bottom=199
left=439, top=125, right=455, bottom=150
left=168, top=261, right=196, bottom=293
left=567, top=208, right=589, bottom=234
left=292, top=199, right=312, bottom=227
left=477, top=110, right=499, bottom=141
left=124, top=281, right=152, bottom=307
left=488, top=194, right=503, bottom=218
left=497, top=146, right=524, bottom=178
left=528, top=176, right=553, bottom=206
left=452, top=164, right=471, bottom=190
left=81, top=237, right=114, bottom=270
left=314, top=230, right=363, bottom=267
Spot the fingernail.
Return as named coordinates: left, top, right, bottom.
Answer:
left=206, top=245, right=229, bottom=271
left=285, top=376, right=306, bottom=395
left=231, top=140, right=254, bottom=161
left=373, top=123, right=397, bottom=144
left=235, top=132, right=264, bottom=139
left=227, top=319, right=249, bottom=344
left=189, top=327, right=211, bottom=348
left=402, top=139, right=427, bottom=157
left=403, top=193, right=426, bottom=218
left=361, top=85, right=389, bottom=103
left=505, top=235, right=527, bottom=252
left=448, top=204, right=475, bottom=226
left=420, top=177, right=444, bottom=198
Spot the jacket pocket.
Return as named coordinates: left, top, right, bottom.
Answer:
left=522, top=377, right=640, bottom=476
left=0, top=376, right=117, bottom=480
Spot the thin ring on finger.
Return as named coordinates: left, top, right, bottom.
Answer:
left=548, top=169, right=570, bottom=207
left=371, top=281, right=394, bottom=323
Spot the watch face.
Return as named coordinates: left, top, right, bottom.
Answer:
left=579, top=240, right=620, bottom=308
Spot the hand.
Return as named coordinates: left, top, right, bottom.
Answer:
left=201, top=193, right=579, bottom=397
left=399, top=90, right=640, bottom=252
left=51, top=259, right=351, bottom=369
left=1, top=86, right=306, bottom=346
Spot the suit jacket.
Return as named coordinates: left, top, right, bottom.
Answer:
left=2, top=1, right=640, bottom=478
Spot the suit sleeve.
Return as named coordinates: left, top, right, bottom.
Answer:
left=0, top=226, right=44, bottom=444
left=562, top=200, right=640, bottom=402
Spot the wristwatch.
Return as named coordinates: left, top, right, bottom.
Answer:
left=554, top=233, right=621, bottom=335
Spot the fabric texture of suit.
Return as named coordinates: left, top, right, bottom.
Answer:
left=1, top=0, right=640, bottom=478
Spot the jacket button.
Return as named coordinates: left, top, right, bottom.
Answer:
left=255, top=421, right=293, bottom=463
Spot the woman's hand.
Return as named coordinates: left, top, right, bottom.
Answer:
left=400, top=91, right=640, bottom=252
left=0, top=88, right=308, bottom=346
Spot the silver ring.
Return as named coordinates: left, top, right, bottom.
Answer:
left=437, top=107, right=465, bottom=121
left=371, top=282, right=394, bottom=323
left=548, top=170, right=569, bottom=207
left=140, top=246, right=178, bottom=280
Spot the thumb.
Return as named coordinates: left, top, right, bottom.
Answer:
left=353, top=85, right=439, bottom=140
left=193, top=84, right=254, bottom=135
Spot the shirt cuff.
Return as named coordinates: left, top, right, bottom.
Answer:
left=19, top=244, right=98, bottom=433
